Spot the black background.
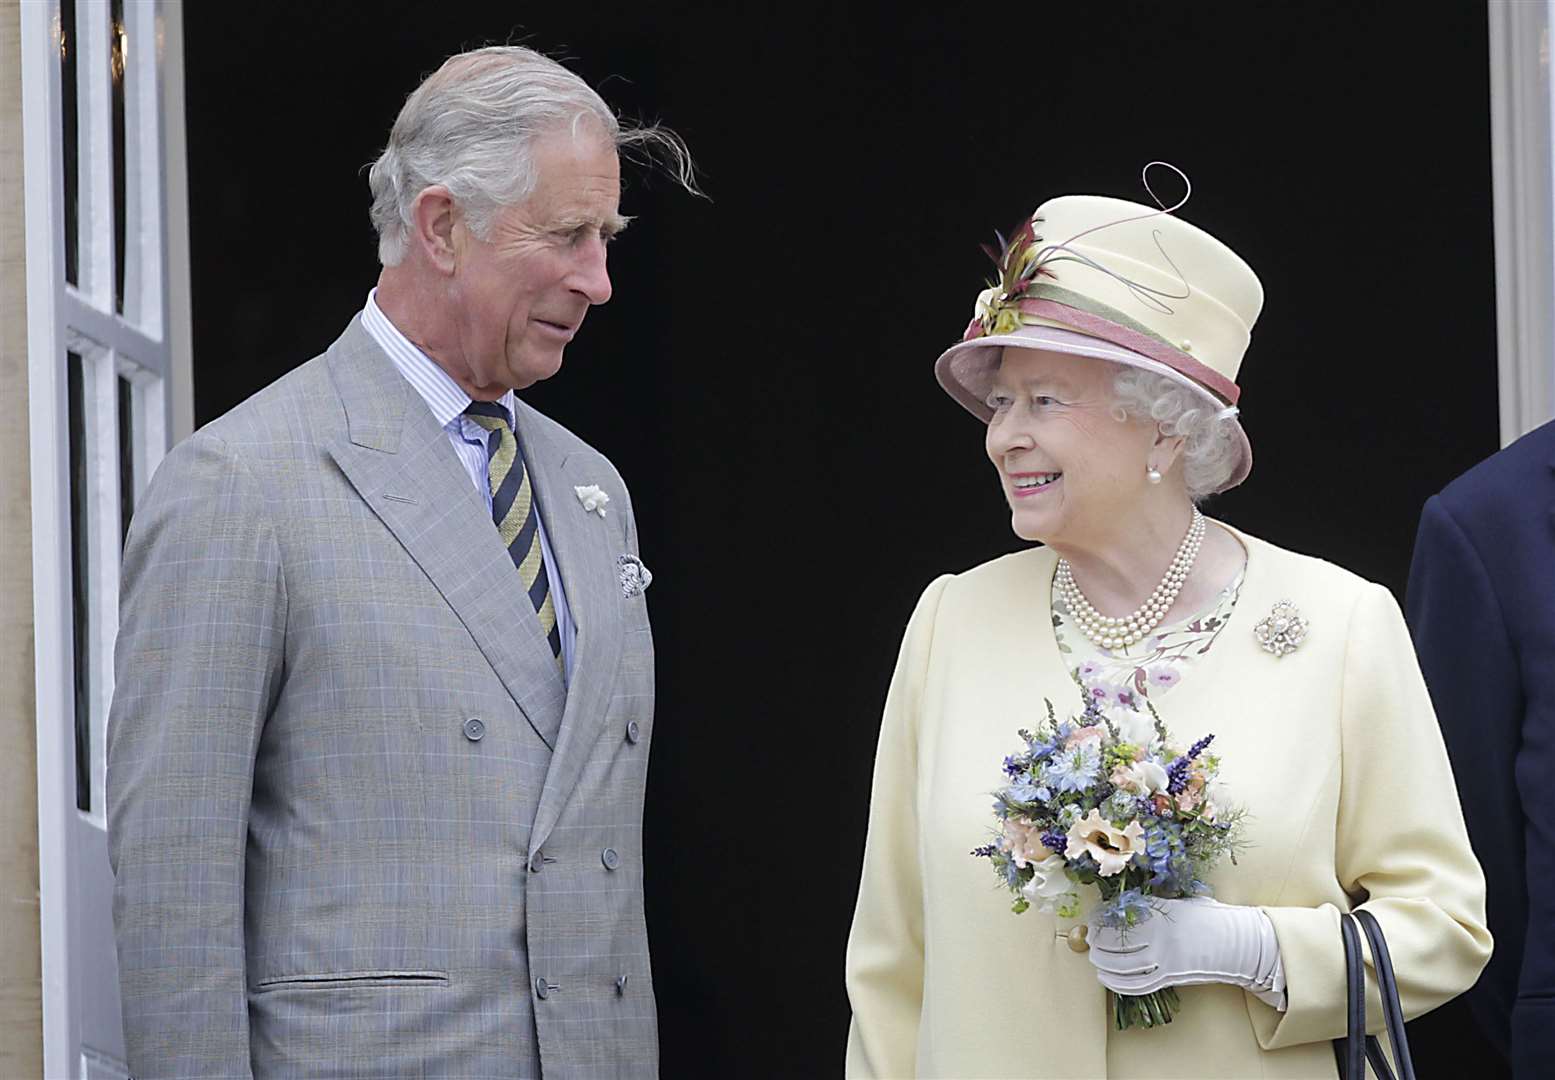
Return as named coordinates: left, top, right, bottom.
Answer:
left=185, top=2, right=1502, bottom=1076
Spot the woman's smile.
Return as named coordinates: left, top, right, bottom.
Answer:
left=1008, top=471, right=1063, bottom=498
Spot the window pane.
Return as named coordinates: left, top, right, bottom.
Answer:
left=118, top=375, right=133, bottom=547
left=68, top=352, right=90, bottom=814
left=111, top=0, right=127, bottom=314
left=61, top=0, right=80, bottom=286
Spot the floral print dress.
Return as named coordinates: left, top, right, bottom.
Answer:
left=1052, top=565, right=1245, bottom=749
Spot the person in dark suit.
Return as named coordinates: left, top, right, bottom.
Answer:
left=1407, top=417, right=1555, bottom=1079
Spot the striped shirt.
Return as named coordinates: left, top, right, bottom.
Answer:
left=361, top=289, right=576, bottom=683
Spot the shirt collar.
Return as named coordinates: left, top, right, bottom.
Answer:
left=361, top=288, right=517, bottom=428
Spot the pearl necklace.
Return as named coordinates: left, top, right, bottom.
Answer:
left=1055, top=508, right=1206, bottom=651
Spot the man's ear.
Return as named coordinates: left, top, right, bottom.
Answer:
left=409, top=185, right=459, bottom=275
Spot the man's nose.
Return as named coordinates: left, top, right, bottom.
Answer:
left=573, top=239, right=613, bottom=305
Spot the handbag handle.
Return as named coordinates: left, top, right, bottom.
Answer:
left=1335, top=910, right=1416, bottom=1080
left=1356, top=910, right=1416, bottom=1080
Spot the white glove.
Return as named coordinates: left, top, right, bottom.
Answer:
left=1087, top=896, right=1287, bottom=1009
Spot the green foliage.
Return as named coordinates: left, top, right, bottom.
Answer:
left=1103, top=743, right=1139, bottom=771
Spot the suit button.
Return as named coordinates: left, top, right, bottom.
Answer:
left=534, top=976, right=549, bottom=1000
left=462, top=717, right=485, bottom=741
left=602, top=847, right=620, bottom=871
left=615, top=973, right=629, bottom=995
left=1066, top=925, right=1090, bottom=953
left=529, top=849, right=544, bottom=873
left=626, top=720, right=641, bottom=744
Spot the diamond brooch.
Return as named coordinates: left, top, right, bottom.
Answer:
left=1254, top=600, right=1307, bottom=657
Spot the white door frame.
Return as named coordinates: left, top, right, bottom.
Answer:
left=1488, top=0, right=1555, bottom=443
left=20, top=2, right=191, bottom=1076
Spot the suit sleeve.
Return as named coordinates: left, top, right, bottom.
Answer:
left=107, top=433, right=285, bottom=1079
left=1252, top=581, right=1492, bottom=1051
left=844, top=575, right=950, bottom=1079
left=1405, top=494, right=1525, bottom=1063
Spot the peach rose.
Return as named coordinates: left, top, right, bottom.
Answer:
left=1001, top=816, right=1050, bottom=869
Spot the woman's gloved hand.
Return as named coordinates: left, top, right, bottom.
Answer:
left=1087, top=896, right=1286, bottom=1007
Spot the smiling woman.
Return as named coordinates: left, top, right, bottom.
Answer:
left=843, top=186, right=1492, bottom=1079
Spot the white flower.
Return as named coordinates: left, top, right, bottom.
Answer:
left=1114, top=759, right=1170, bottom=797
left=1115, top=709, right=1160, bottom=749
left=574, top=484, right=609, bottom=517
left=1020, top=853, right=1073, bottom=905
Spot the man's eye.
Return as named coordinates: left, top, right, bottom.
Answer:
left=1033, top=395, right=1057, bottom=407
left=986, top=394, right=1013, bottom=410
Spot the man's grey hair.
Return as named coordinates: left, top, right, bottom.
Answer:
left=368, top=45, right=697, bottom=266
left=1111, top=367, right=1241, bottom=501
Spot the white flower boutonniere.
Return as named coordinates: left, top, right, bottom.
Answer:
left=574, top=484, right=609, bottom=518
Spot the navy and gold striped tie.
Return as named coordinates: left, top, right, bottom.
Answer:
left=464, top=401, right=562, bottom=667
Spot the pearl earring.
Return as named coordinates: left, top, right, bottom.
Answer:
left=1146, top=465, right=1162, bottom=485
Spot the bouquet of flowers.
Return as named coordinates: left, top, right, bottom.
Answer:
left=972, top=686, right=1244, bottom=1029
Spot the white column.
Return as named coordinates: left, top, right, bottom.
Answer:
left=1488, top=0, right=1555, bottom=444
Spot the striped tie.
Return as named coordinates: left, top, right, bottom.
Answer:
left=463, top=401, right=562, bottom=667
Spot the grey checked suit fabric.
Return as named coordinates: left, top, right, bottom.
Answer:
left=107, top=318, right=658, bottom=1079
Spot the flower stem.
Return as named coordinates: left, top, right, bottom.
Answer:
left=1113, top=988, right=1180, bottom=1030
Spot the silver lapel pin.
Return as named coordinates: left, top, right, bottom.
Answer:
left=1254, top=600, right=1308, bottom=657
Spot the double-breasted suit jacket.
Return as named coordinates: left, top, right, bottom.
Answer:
left=107, top=318, right=658, bottom=1078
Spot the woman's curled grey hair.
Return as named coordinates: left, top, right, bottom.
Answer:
left=368, top=45, right=698, bottom=266
left=1111, top=367, right=1241, bottom=501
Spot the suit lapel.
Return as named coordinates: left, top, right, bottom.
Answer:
left=322, top=320, right=567, bottom=749
left=514, top=400, right=626, bottom=851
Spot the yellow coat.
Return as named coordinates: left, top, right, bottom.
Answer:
left=844, top=526, right=1491, bottom=1079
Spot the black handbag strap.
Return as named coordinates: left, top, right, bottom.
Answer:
left=1335, top=911, right=1416, bottom=1080
left=1356, top=910, right=1416, bottom=1080
left=1340, top=913, right=1368, bottom=1080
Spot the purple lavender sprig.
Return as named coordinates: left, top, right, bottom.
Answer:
left=1166, top=734, right=1215, bottom=795
left=1041, top=831, right=1068, bottom=853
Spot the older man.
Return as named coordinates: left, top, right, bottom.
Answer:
left=107, top=46, right=690, bottom=1078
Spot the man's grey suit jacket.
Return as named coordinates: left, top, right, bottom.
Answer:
left=107, top=318, right=658, bottom=1079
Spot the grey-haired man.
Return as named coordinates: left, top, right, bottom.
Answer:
left=108, top=46, right=689, bottom=1078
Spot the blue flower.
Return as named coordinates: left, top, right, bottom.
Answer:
left=1097, top=888, right=1155, bottom=930
left=1101, top=791, right=1140, bottom=823
left=1045, top=743, right=1102, bottom=794
left=1167, top=734, right=1216, bottom=794
left=1006, top=779, right=1049, bottom=803
left=1141, top=820, right=1192, bottom=891
left=1020, top=727, right=1059, bottom=761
